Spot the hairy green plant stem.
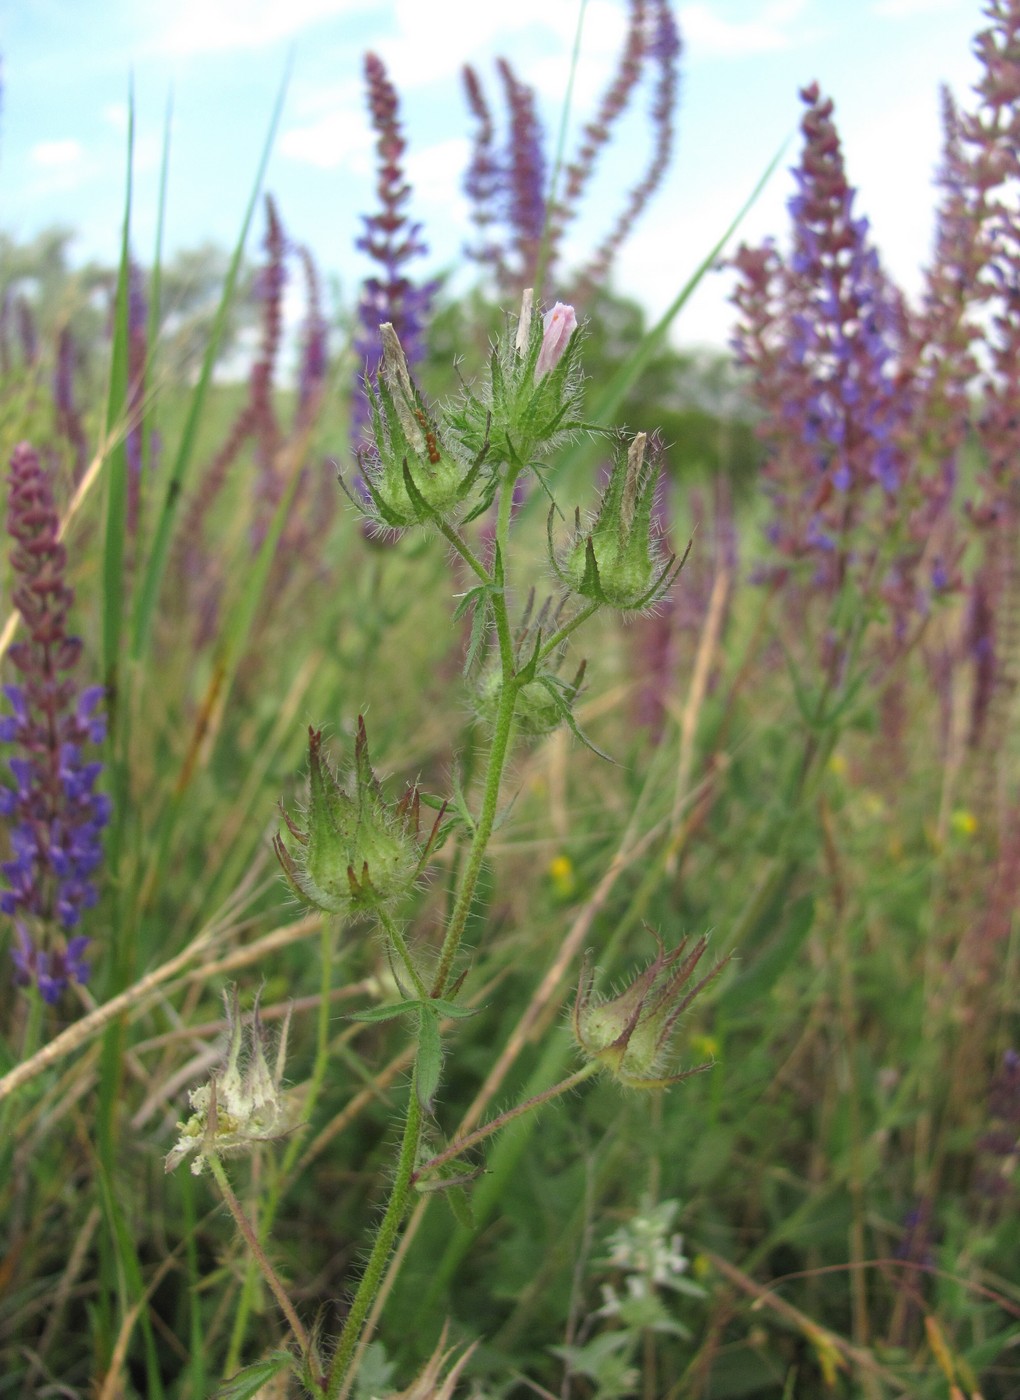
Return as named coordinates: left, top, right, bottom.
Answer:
left=323, top=473, right=534, bottom=1387
left=430, top=471, right=521, bottom=998
left=437, top=518, right=490, bottom=585
left=208, top=1156, right=314, bottom=1368
left=324, top=1067, right=424, bottom=1397
left=539, top=600, right=600, bottom=660
left=225, top=917, right=338, bottom=1377
left=411, top=1060, right=600, bottom=1184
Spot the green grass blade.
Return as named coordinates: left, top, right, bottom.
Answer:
left=96, top=1116, right=166, bottom=1397
left=545, top=140, right=787, bottom=501
left=137, top=453, right=308, bottom=912
left=101, top=84, right=134, bottom=728
left=532, top=0, right=589, bottom=296
left=129, top=65, right=290, bottom=662
left=140, top=89, right=172, bottom=505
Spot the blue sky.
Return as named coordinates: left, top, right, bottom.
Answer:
left=1, top=0, right=987, bottom=349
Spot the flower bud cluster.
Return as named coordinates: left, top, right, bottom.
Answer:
left=356, top=324, right=487, bottom=529
left=274, top=718, right=444, bottom=919
left=473, top=592, right=587, bottom=740
left=443, top=291, right=584, bottom=483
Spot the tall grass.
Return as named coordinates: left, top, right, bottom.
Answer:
left=1, top=3, right=1019, bottom=1398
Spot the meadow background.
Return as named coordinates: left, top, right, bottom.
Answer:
left=0, top=0, right=1018, bottom=1397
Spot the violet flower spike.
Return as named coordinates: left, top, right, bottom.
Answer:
left=352, top=51, right=437, bottom=449
left=1, top=442, right=110, bottom=1003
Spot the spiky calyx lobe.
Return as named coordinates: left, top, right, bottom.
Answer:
left=274, top=718, right=443, bottom=919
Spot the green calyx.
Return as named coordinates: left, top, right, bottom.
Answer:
left=274, top=717, right=445, bottom=918
left=353, top=323, right=488, bottom=529
left=552, top=433, right=689, bottom=611
left=572, top=931, right=729, bottom=1090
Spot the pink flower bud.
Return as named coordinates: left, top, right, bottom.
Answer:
left=534, top=302, right=577, bottom=381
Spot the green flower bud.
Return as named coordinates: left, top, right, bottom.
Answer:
left=572, top=931, right=728, bottom=1090
left=274, top=718, right=444, bottom=918
left=473, top=593, right=586, bottom=740
left=446, top=289, right=586, bottom=478
left=165, top=987, right=296, bottom=1175
left=551, top=433, right=689, bottom=611
left=353, top=324, right=487, bottom=529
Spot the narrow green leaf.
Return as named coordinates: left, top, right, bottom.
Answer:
left=444, top=1185, right=475, bottom=1231
left=213, top=1353, right=295, bottom=1399
left=428, top=998, right=479, bottom=1020
left=534, top=675, right=615, bottom=763
left=347, top=999, right=422, bottom=1025
left=452, top=582, right=490, bottom=624
left=101, top=85, right=134, bottom=729
left=416, top=1007, right=443, bottom=1111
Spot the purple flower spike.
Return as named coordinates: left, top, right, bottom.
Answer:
left=1, top=442, right=109, bottom=1002
left=353, top=52, right=438, bottom=449
left=731, top=84, right=915, bottom=611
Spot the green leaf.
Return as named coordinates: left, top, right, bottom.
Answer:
left=347, top=999, right=423, bottom=1025
left=416, top=1006, right=443, bottom=1111
left=534, top=674, right=616, bottom=763
left=101, top=85, right=134, bottom=731
left=130, top=65, right=289, bottom=662
left=452, top=581, right=491, bottom=624
left=444, top=1185, right=475, bottom=1231
left=428, top=997, right=479, bottom=1020
left=213, top=1353, right=295, bottom=1399
left=463, top=585, right=495, bottom=675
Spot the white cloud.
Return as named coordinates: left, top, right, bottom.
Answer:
left=30, top=138, right=85, bottom=168
left=279, top=106, right=372, bottom=170
left=871, top=0, right=960, bottom=15
left=406, top=137, right=471, bottom=220
left=25, top=140, right=97, bottom=197
left=378, top=0, right=581, bottom=90
left=679, top=0, right=811, bottom=57
left=153, top=0, right=372, bottom=55
left=103, top=102, right=130, bottom=132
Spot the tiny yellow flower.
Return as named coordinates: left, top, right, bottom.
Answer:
left=828, top=752, right=847, bottom=778
left=689, top=1033, right=719, bottom=1061
left=950, top=808, right=978, bottom=838
left=548, top=854, right=576, bottom=899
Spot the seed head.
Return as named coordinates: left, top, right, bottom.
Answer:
left=165, top=987, right=295, bottom=1175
